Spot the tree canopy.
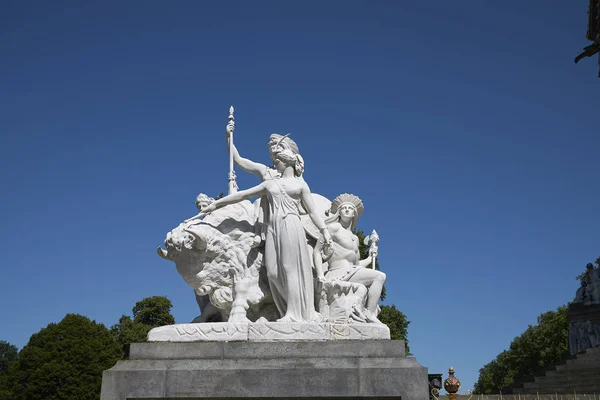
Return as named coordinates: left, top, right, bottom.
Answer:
left=378, top=304, right=411, bottom=354
left=111, top=296, right=175, bottom=357
left=0, top=341, right=18, bottom=400
left=0, top=341, right=18, bottom=376
left=131, top=296, right=175, bottom=327
left=2, top=314, right=121, bottom=400
left=473, top=306, right=569, bottom=394
left=1, top=296, right=175, bottom=399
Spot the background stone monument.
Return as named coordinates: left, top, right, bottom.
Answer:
left=568, top=263, right=600, bottom=355
left=101, top=107, right=429, bottom=399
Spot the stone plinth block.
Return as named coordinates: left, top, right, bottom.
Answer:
left=568, top=303, right=600, bottom=324
left=101, top=340, right=429, bottom=399
left=568, top=303, right=600, bottom=355
left=148, top=322, right=391, bottom=342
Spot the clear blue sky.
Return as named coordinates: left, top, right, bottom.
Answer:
left=1, top=1, right=598, bottom=393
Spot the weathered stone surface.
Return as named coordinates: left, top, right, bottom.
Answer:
left=129, top=342, right=223, bottom=360
left=568, top=302, right=600, bottom=355
left=148, top=322, right=390, bottom=342
left=101, top=340, right=427, bottom=400
left=220, top=340, right=406, bottom=359
left=100, top=360, right=167, bottom=399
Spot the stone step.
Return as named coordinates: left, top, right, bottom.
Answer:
left=526, top=373, right=600, bottom=384
left=571, top=354, right=600, bottom=363
left=565, top=355, right=600, bottom=364
left=532, top=372, right=600, bottom=385
left=520, top=383, right=600, bottom=393
left=573, top=349, right=600, bottom=359
left=566, top=357, right=600, bottom=365
left=522, top=380, right=600, bottom=392
left=533, top=375, right=600, bottom=385
left=545, top=369, right=600, bottom=378
left=558, top=361, right=600, bottom=370
left=585, top=347, right=600, bottom=354
left=541, top=369, right=600, bottom=378
left=518, top=387, right=600, bottom=395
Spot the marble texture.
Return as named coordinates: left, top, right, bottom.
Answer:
left=156, top=111, right=391, bottom=329
left=314, top=193, right=386, bottom=324
left=148, top=322, right=390, bottom=342
left=193, top=141, right=332, bottom=323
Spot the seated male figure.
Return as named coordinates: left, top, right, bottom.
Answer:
left=313, top=194, right=386, bottom=323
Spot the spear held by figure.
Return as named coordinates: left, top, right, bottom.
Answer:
left=226, top=106, right=238, bottom=194
left=364, top=229, right=380, bottom=269
left=183, top=106, right=237, bottom=224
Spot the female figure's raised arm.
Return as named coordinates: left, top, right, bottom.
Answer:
left=230, top=143, right=268, bottom=179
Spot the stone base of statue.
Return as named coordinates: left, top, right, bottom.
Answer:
left=568, top=302, right=600, bottom=355
left=100, top=340, right=429, bottom=400
left=147, top=321, right=391, bottom=341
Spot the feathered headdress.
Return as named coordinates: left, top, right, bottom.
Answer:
left=328, top=193, right=364, bottom=230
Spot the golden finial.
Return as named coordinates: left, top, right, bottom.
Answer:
left=444, top=366, right=461, bottom=400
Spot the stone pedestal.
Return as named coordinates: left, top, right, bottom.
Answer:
left=100, top=340, right=429, bottom=399
left=567, top=303, right=600, bottom=355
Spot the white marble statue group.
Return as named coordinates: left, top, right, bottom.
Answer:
left=157, top=108, right=387, bottom=333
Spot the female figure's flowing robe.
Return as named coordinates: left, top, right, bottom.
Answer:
left=263, top=178, right=320, bottom=322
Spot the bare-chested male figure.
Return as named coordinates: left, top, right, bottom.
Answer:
left=313, top=193, right=386, bottom=321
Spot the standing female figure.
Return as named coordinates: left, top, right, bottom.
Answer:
left=200, top=145, right=332, bottom=322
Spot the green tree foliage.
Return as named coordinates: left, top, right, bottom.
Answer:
left=0, top=341, right=18, bottom=376
left=131, top=296, right=175, bottom=326
left=473, top=306, right=569, bottom=394
left=0, top=341, right=18, bottom=400
left=3, top=314, right=121, bottom=400
left=111, top=296, right=175, bottom=357
left=110, top=315, right=151, bottom=349
left=378, top=305, right=411, bottom=354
